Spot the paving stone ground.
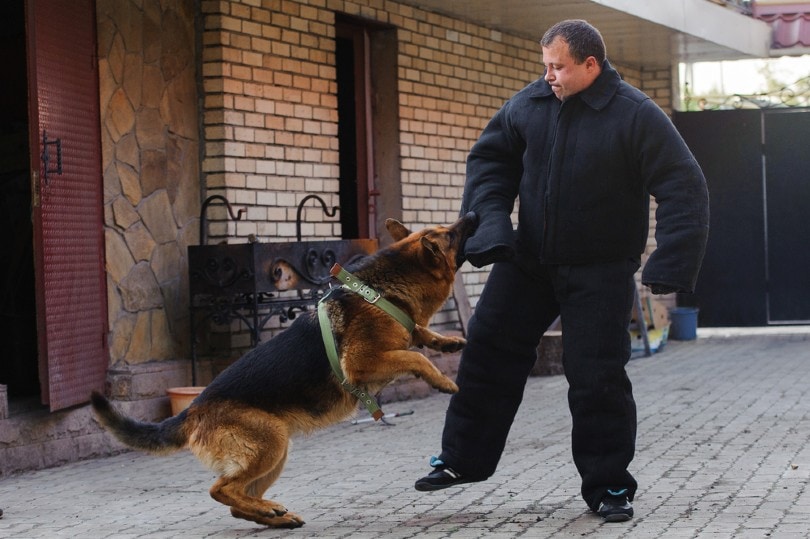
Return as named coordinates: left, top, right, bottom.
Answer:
left=1, top=328, right=809, bottom=538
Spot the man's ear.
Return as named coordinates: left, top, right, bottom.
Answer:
left=385, top=218, right=411, bottom=241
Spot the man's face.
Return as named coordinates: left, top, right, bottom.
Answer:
left=542, top=36, right=600, bottom=101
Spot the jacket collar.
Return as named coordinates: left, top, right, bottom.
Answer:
left=527, top=59, right=621, bottom=111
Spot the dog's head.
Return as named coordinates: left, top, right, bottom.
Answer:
left=384, top=212, right=478, bottom=275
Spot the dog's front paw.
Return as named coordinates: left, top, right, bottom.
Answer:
left=438, top=337, right=465, bottom=353
left=437, top=379, right=459, bottom=394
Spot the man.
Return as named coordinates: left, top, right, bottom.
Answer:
left=414, top=20, right=709, bottom=522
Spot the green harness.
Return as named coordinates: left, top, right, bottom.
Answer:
left=317, top=263, right=415, bottom=421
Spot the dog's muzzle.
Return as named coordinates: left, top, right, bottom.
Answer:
left=453, top=211, right=479, bottom=268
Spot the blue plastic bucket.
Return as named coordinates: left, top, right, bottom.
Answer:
left=669, top=307, right=699, bottom=340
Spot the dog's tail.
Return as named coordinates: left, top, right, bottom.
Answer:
left=90, top=391, right=189, bottom=454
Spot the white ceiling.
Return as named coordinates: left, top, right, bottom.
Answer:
left=399, top=0, right=772, bottom=69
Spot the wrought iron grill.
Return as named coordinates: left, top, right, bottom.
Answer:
left=188, top=195, right=377, bottom=384
left=683, top=76, right=810, bottom=110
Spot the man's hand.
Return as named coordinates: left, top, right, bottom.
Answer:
left=647, top=283, right=679, bottom=295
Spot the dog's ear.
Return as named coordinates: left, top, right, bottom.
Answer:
left=385, top=218, right=411, bottom=241
left=420, top=236, right=445, bottom=265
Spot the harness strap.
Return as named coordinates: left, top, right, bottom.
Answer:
left=317, top=264, right=416, bottom=421
left=329, top=264, right=416, bottom=332
left=318, top=298, right=383, bottom=420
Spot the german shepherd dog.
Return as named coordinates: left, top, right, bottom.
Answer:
left=91, top=212, right=478, bottom=529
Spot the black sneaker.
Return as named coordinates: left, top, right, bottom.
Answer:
left=597, top=488, right=634, bottom=522
left=414, top=456, right=477, bottom=491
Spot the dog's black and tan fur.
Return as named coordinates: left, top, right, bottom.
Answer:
left=91, top=213, right=478, bottom=528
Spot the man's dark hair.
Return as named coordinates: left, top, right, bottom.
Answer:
left=540, top=19, right=606, bottom=65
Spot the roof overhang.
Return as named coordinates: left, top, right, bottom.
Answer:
left=753, top=1, right=810, bottom=54
left=400, top=0, right=773, bottom=69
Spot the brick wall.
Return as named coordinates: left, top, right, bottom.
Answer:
left=199, top=0, right=505, bottom=241
left=200, top=0, right=676, bottom=326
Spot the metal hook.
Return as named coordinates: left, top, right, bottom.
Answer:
left=296, top=194, right=339, bottom=241
left=199, top=195, right=246, bottom=245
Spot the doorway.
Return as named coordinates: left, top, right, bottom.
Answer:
left=0, top=2, right=38, bottom=400
left=335, top=22, right=365, bottom=239
left=335, top=14, right=402, bottom=242
left=1, top=0, right=108, bottom=412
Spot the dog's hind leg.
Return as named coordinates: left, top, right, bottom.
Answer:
left=194, top=409, right=304, bottom=528
left=229, top=441, right=303, bottom=526
left=214, top=468, right=303, bottom=529
left=246, top=441, right=289, bottom=498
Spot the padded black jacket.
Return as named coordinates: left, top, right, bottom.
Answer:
left=460, top=61, right=709, bottom=293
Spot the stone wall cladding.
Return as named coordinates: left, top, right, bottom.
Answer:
left=97, top=0, right=201, bottom=368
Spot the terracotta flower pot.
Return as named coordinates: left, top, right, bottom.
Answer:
left=166, top=386, right=205, bottom=415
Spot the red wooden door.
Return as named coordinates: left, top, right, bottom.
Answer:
left=26, top=0, right=108, bottom=410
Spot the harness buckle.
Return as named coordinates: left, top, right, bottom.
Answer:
left=357, top=285, right=381, bottom=304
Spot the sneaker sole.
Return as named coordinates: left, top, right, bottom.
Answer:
left=414, top=479, right=465, bottom=491
left=602, top=512, right=632, bottom=523
left=414, top=476, right=481, bottom=492
left=414, top=481, right=449, bottom=492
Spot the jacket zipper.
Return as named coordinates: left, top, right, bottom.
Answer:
left=542, top=99, right=565, bottom=262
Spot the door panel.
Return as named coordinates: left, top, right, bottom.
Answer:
left=673, top=110, right=767, bottom=326
left=27, top=0, right=107, bottom=410
left=764, top=110, right=810, bottom=323
left=673, top=108, right=810, bottom=327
